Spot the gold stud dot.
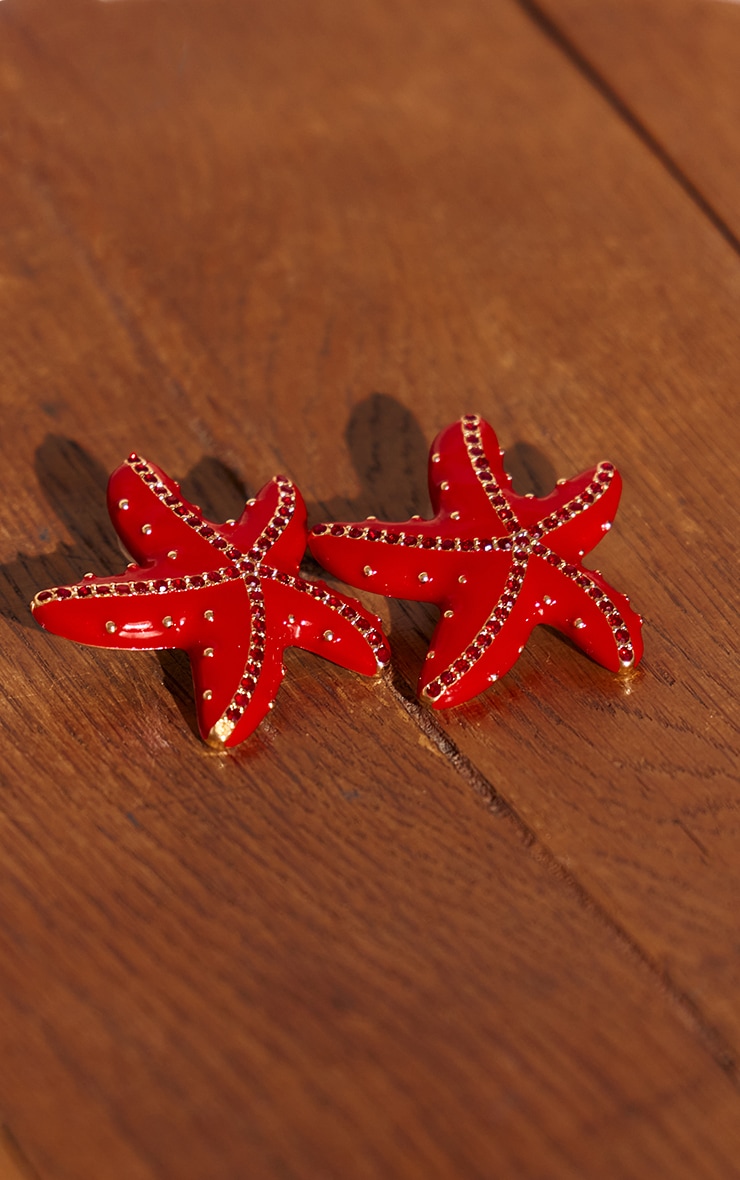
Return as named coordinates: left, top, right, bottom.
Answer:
left=440, top=480, right=450, bottom=491
left=418, top=571, right=430, bottom=584
left=204, top=647, right=214, bottom=658
left=203, top=689, right=213, bottom=701
left=105, top=621, right=117, bottom=634
left=574, top=618, right=586, bottom=630
left=363, top=565, right=375, bottom=577
left=203, top=610, right=214, bottom=622
left=450, top=511, right=460, bottom=521
left=167, top=550, right=177, bottom=560
left=443, top=609, right=454, bottom=618
left=118, top=499, right=129, bottom=510
left=543, top=594, right=554, bottom=606
left=323, top=630, right=335, bottom=642
left=141, top=523, right=152, bottom=535
left=458, top=574, right=467, bottom=584
left=162, top=616, right=174, bottom=628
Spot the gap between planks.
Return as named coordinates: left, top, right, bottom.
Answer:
left=385, top=661, right=740, bottom=1091
left=514, top=0, right=740, bottom=258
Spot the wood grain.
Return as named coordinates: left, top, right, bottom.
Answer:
left=0, top=0, right=738, bottom=1176
left=530, top=0, right=740, bottom=243
left=0, top=1128, right=39, bottom=1180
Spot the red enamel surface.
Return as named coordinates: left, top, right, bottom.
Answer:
left=309, top=415, right=644, bottom=709
left=32, top=456, right=389, bottom=747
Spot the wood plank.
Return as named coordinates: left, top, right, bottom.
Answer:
left=525, top=0, right=740, bottom=242
left=0, top=0, right=738, bottom=1176
left=3, top=644, right=740, bottom=1180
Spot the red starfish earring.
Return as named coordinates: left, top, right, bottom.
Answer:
left=309, top=414, right=643, bottom=708
left=32, top=456, right=389, bottom=747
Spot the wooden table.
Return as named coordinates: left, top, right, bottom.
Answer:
left=0, top=1, right=738, bottom=1176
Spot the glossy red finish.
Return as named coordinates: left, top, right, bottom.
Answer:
left=309, top=414, right=644, bottom=708
left=32, top=456, right=389, bottom=747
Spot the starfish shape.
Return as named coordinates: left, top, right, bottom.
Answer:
left=32, top=454, right=389, bottom=747
left=309, top=414, right=643, bottom=708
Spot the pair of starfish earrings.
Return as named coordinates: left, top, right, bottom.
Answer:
left=32, top=415, right=644, bottom=749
